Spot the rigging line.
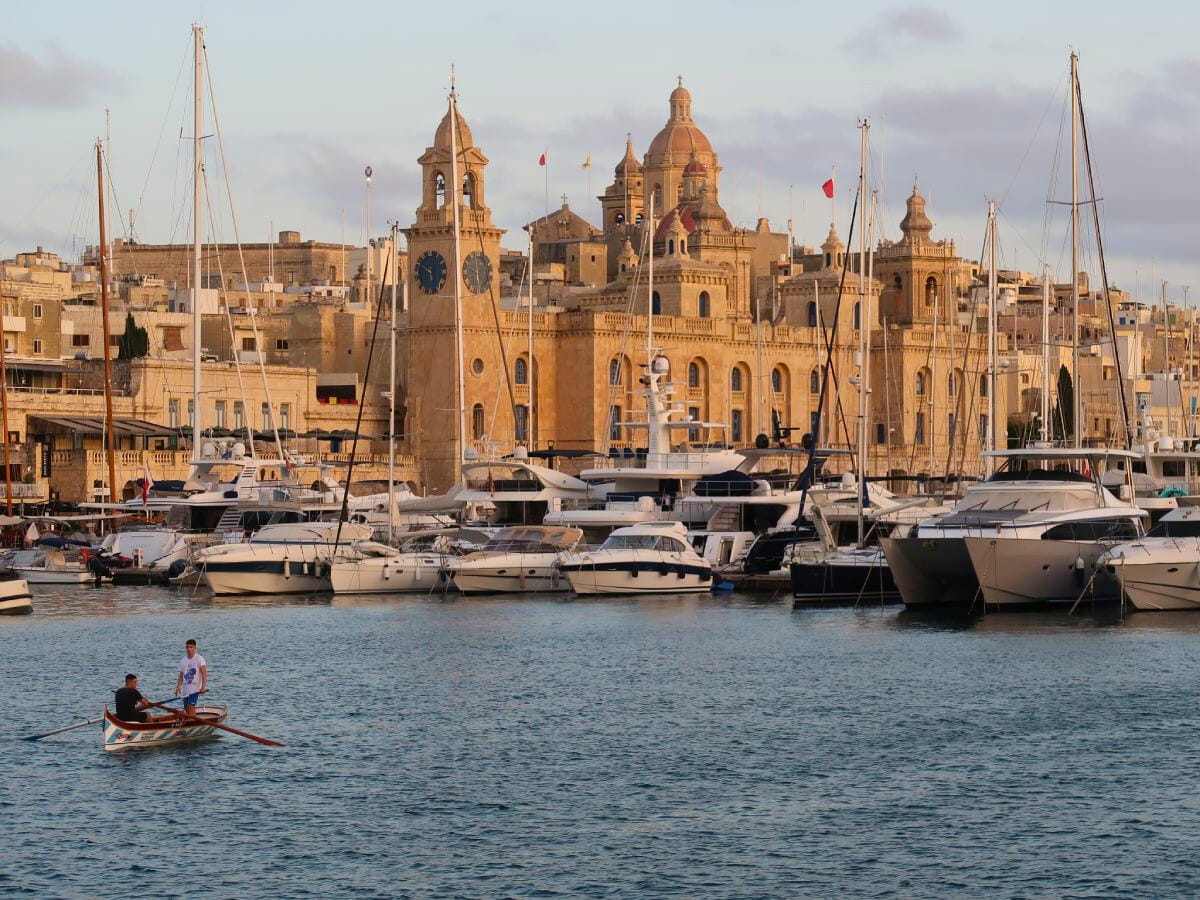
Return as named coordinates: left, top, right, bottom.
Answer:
left=453, top=111, right=519, bottom=448
left=1041, top=95, right=1069, bottom=272
left=134, top=33, right=192, bottom=234
left=1075, top=70, right=1132, bottom=449
left=203, top=43, right=286, bottom=463
left=601, top=223, right=650, bottom=457
left=1000, top=68, right=1069, bottom=209
left=334, top=251, right=392, bottom=551
left=200, top=167, right=253, bottom=452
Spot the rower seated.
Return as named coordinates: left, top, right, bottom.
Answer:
left=114, top=673, right=151, bottom=723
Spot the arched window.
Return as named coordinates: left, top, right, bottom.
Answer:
left=434, top=172, right=446, bottom=206
left=609, top=359, right=622, bottom=385
left=853, top=301, right=861, bottom=330
left=668, top=238, right=675, bottom=255
left=471, top=403, right=484, bottom=439
left=515, top=357, right=528, bottom=385
left=810, top=368, right=820, bottom=394
left=615, top=212, right=625, bottom=226
left=635, top=212, right=644, bottom=225
left=807, top=301, right=818, bottom=328
left=688, top=362, right=700, bottom=388
left=462, top=172, right=475, bottom=209
left=948, top=370, right=957, bottom=397
left=731, top=368, right=743, bottom=392
left=680, top=237, right=687, bottom=255
left=893, top=273, right=902, bottom=296
left=653, top=184, right=663, bottom=209
left=980, top=373, right=989, bottom=398
left=651, top=291, right=661, bottom=315
left=824, top=251, right=832, bottom=268
left=915, top=369, right=927, bottom=396
left=925, top=275, right=937, bottom=307
left=515, top=405, right=528, bottom=442
left=771, top=368, right=782, bottom=393
left=698, top=291, right=709, bottom=318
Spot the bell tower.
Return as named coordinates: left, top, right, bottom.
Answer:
left=402, top=89, right=505, bottom=328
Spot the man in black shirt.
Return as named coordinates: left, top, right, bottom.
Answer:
left=114, top=673, right=151, bottom=723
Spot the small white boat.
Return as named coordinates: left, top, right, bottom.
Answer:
left=1098, top=507, right=1200, bottom=611
left=0, top=579, right=32, bottom=615
left=330, top=531, right=485, bottom=594
left=558, top=522, right=713, bottom=595
left=102, top=704, right=228, bottom=751
left=442, top=525, right=584, bottom=594
left=14, top=547, right=94, bottom=584
left=93, top=528, right=191, bottom=585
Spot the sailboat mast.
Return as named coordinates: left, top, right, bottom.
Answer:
left=449, top=80, right=466, bottom=466
left=388, top=221, right=398, bottom=543
left=191, top=24, right=203, bottom=457
left=0, top=298, right=9, bottom=515
left=647, top=193, right=654, bottom=363
left=1042, top=264, right=1051, bottom=442
left=856, top=119, right=869, bottom=548
left=986, top=199, right=997, bottom=475
left=1163, top=281, right=1170, bottom=438
left=1070, top=51, right=1081, bottom=449
left=96, top=142, right=118, bottom=515
left=527, top=229, right=534, bottom=447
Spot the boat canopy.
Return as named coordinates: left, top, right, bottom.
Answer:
left=488, top=525, right=582, bottom=548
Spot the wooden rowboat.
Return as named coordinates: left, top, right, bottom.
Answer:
left=102, top=704, right=228, bottom=751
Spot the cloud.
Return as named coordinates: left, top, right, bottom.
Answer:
left=0, top=42, right=122, bottom=109
left=852, top=5, right=961, bottom=54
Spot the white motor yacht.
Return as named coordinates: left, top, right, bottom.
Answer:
left=557, top=522, right=713, bottom=595
left=1098, top=506, right=1200, bottom=611
left=441, top=525, right=584, bottom=594
left=195, top=521, right=373, bottom=596
left=881, top=447, right=1143, bottom=610
left=92, top=528, right=192, bottom=584
left=330, top=529, right=488, bottom=594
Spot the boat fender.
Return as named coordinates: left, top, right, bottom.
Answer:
left=1074, top=556, right=1086, bottom=587
left=714, top=580, right=733, bottom=591
left=551, top=567, right=560, bottom=588
left=283, top=557, right=291, bottom=580
left=519, top=569, right=526, bottom=590
left=166, top=559, right=189, bottom=580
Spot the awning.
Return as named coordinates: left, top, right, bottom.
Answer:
left=29, top=415, right=177, bottom=437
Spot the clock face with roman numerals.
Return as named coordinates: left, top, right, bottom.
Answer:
left=463, top=251, right=492, bottom=294
left=415, top=251, right=447, bottom=295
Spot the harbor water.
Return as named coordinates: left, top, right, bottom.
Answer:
left=5, top=586, right=1200, bottom=896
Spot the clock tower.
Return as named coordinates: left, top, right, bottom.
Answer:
left=401, top=89, right=508, bottom=492
left=403, top=91, right=505, bottom=327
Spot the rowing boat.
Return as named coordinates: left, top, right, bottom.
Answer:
left=101, top=704, right=228, bottom=751
left=0, top=579, right=32, bottom=615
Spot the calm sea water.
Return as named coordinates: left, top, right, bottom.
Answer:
left=4, top=585, right=1200, bottom=897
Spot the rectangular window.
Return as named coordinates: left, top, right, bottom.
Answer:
left=32, top=339, right=42, bottom=354
left=261, top=403, right=272, bottom=429
left=275, top=338, right=289, bottom=351
left=234, top=402, right=245, bottom=431
left=109, top=334, right=120, bottom=347
left=187, top=400, right=194, bottom=427
left=979, top=414, right=989, bottom=444
left=215, top=402, right=226, bottom=429
left=280, top=404, right=290, bottom=431
left=875, top=423, right=886, bottom=444
left=162, top=326, right=184, bottom=351
left=515, top=404, right=528, bottom=442
left=241, top=337, right=257, bottom=352
left=72, top=334, right=90, bottom=347
left=948, top=413, right=957, bottom=445
left=609, top=405, right=622, bottom=442
left=1163, top=460, right=1186, bottom=478
left=33, top=304, right=42, bottom=319
left=688, top=406, right=701, bottom=441
left=168, top=399, right=180, bottom=429
left=731, top=409, right=744, bottom=443
left=915, top=411, right=926, bottom=445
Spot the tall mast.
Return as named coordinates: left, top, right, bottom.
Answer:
left=96, top=142, right=118, bottom=516
left=388, top=221, right=398, bottom=543
left=646, top=193, right=654, bottom=364
left=986, top=199, right=997, bottom=475
left=1041, top=264, right=1051, bottom=442
left=1163, top=281, right=1171, bottom=438
left=856, top=119, right=869, bottom=547
left=0, top=292, right=10, bottom=515
left=527, top=229, right=535, bottom=447
left=449, top=74, right=466, bottom=467
left=1070, top=51, right=1081, bottom=448
left=365, top=168, right=373, bottom=306
left=191, top=24, right=203, bottom=456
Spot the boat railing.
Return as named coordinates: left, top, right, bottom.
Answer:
left=586, top=450, right=733, bottom=472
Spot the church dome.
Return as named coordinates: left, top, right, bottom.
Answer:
left=647, top=79, right=713, bottom=156
left=434, top=100, right=473, bottom=150
left=899, top=184, right=933, bottom=241
left=683, top=151, right=707, bottom=175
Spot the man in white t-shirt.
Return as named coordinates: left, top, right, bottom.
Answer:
left=174, top=639, right=208, bottom=716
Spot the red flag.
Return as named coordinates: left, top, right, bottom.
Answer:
left=821, top=178, right=834, bottom=199
left=538, top=152, right=547, bottom=167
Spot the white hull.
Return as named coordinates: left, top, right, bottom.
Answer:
left=15, top=567, right=93, bottom=584
left=449, top=568, right=564, bottom=594
left=564, top=567, right=711, bottom=595
left=330, top=555, right=446, bottom=594
left=0, top=580, right=32, bottom=615
left=1106, top=555, right=1200, bottom=611
left=964, top=536, right=1120, bottom=608
left=203, top=568, right=329, bottom=596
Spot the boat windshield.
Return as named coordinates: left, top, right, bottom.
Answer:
left=1146, top=519, right=1200, bottom=538
left=484, top=526, right=581, bottom=551
left=600, top=534, right=687, bottom=552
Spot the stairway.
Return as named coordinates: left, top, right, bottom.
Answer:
left=707, top=504, right=741, bottom=532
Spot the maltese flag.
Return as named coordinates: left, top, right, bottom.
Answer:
left=141, top=466, right=155, bottom=510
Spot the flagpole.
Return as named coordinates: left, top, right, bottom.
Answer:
left=543, top=146, right=549, bottom=215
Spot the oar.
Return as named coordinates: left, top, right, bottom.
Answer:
left=145, top=699, right=286, bottom=748
left=24, top=696, right=181, bottom=741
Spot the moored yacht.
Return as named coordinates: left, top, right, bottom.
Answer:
left=330, top=529, right=487, bottom=594
left=441, top=525, right=583, bottom=594
left=1099, top=506, right=1200, bottom=611
left=881, top=448, right=1141, bottom=610
left=557, top=521, right=713, bottom=595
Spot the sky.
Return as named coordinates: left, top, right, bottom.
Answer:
left=2, top=0, right=1198, bottom=302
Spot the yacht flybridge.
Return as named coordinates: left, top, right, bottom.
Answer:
left=881, top=447, right=1143, bottom=610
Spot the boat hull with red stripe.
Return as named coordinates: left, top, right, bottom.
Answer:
left=102, top=705, right=227, bottom=751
